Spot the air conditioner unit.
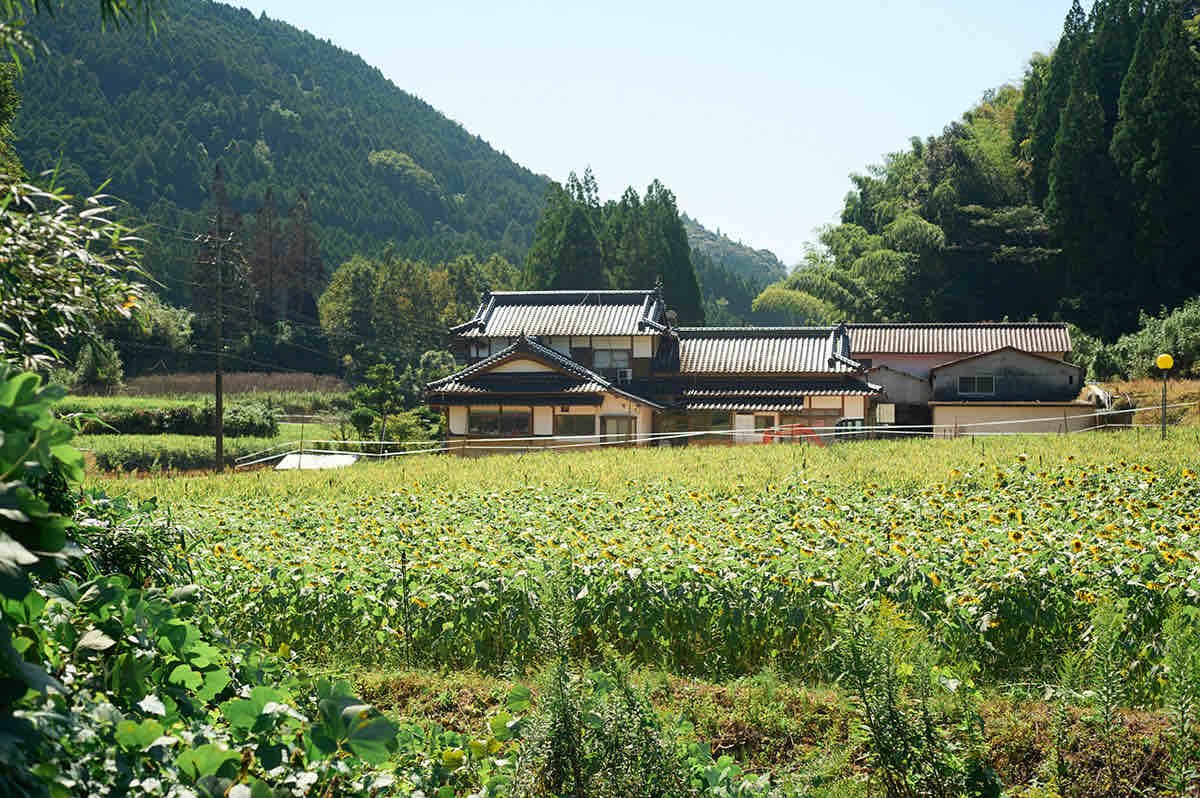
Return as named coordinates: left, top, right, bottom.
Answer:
left=616, top=368, right=633, bottom=383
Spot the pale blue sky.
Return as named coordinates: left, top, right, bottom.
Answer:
left=228, top=0, right=1070, bottom=266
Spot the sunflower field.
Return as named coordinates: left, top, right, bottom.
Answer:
left=163, top=444, right=1200, bottom=700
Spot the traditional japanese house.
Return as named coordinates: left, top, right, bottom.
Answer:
left=426, top=287, right=882, bottom=453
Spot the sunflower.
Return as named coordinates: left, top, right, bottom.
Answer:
left=1070, top=538, right=1084, bottom=553
left=1008, top=529, right=1024, bottom=544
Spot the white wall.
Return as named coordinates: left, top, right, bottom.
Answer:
left=448, top=406, right=467, bottom=435
left=932, top=404, right=1096, bottom=437
left=533, top=406, right=553, bottom=435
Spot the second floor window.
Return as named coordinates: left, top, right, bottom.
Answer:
left=958, top=375, right=995, bottom=395
left=594, top=349, right=631, bottom=370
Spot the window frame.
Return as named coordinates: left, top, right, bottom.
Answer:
left=554, top=414, right=596, bottom=437
left=593, top=349, right=632, bottom=370
left=468, top=409, right=532, bottom=437
left=957, top=375, right=996, bottom=396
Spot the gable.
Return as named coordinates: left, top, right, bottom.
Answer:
left=489, top=358, right=557, bottom=374
left=932, top=347, right=1082, bottom=377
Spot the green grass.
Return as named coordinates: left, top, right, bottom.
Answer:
left=78, top=434, right=286, bottom=472
left=110, top=428, right=1200, bottom=501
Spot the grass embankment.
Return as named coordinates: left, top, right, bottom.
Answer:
left=1102, top=378, right=1200, bottom=426
left=98, top=433, right=1200, bottom=794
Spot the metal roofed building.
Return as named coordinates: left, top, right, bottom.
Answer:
left=426, top=288, right=1083, bottom=452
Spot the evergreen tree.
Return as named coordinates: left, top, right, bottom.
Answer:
left=1139, top=7, right=1200, bottom=302
left=1110, top=0, right=1167, bottom=189
left=282, top=192, right=323, bottom=322
left=250, top=187, right=281, bottom=324
left=549, top=203, right=607, bottom=290
left=522, top=184, right=572, bottom=289
left=642, top=180, right=704, bottom=324
left=1030, top=0, right=1088, bottom=206
left=1047, top=52, right=1129, bottom=334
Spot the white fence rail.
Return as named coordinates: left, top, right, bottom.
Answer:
left=232, top=400, right=1198, bottom=469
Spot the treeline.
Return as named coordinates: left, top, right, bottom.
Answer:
left=523, top=170, right=706, bottom=324
left=757, top=0, right=1200, bottom=342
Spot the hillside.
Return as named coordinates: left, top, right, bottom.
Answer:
left=682, top=213, right=788, bottom=286
left=12, top=0, right=552, bottom=306
left=753, top=2, right=1200, bottom=339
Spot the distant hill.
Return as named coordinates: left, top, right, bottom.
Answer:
left=682, top=214, right=788, bottom=287
left=12, top=0, right=551, bottom=306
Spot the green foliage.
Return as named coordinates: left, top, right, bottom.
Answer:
left=57, top=395, right=279, bottom=437
left=756, top=0, right=1200, bottom=340
left=79, top=433, right=283, bottom=472
left=348, top=406, right=376, bottom=439
left=0, top=179, right=144, bottom=370
left=66, top=337, right=125, bottom=394
left=834, top=596, right=998, bottom=798
left=1074, top=297, right=1200, bottom=379
left=1163, top=607, right=1200, bottom=794
left=319, top=253, right=518, bottom=374
left=682, top=213, right=787, bottom=287
left=0, top=62, right=19, bottom=178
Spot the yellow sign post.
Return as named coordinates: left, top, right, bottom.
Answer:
left=1157, top=354, right=1173, bottom=439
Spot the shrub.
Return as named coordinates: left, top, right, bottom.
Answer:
left=58, top=397, right=278, bottom=437
left=349, top=405, right=377, bottom=438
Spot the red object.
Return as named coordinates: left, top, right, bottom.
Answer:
left=762, top=424, right=824, bottom=446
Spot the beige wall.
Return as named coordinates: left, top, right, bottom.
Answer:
left=932, top=404, right=1096, bottom=437
left=490, top=358, right=556, bottom=373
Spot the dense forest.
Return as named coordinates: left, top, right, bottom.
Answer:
left=4, top=0, right=778, bottom=384
left=756, top=0, right=1200, bottom=343
left=12, top=0, right=551, bottom=307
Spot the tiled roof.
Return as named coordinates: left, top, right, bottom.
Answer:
left=451, top=289, right=666, bottom=338
left=847, top=323, right=1071, bottom=355
left=682, top=400, right=810, bottom=412
left=659, top=327, right=861, bottom=374
left=428, top=375, right=611, bottom=395
left=426, top=336, right=663, bottom=408
left=681, top=380, right=882, bottom=398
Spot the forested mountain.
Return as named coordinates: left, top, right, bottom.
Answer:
left=11, top=0, right=551, bottom=307
left=756, top=0, right=1200, bottom=341
left=682, top=214, right=787, bottom=286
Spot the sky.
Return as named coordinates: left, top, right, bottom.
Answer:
left=228, top=0, right=1071, bottom=267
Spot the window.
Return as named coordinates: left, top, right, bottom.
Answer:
left=754, top=415, right=774, bottom=430
left=555, top=414, right=595, bottom=436
left=857, top=358, right=873, bottom=369
left=958, top=375, right=995, bottom=395
left=468, top=410, right=530, bottom=436
left=593, top=349, right=632, bottom=369
left=601, top=415, right=636, bottom=440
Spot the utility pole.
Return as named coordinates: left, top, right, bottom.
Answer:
left=196, top=224, right=236, bottom=473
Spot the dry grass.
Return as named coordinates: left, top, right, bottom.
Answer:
left=122, top=371, right=348, bottom=396
left=1100, top=378, right=1200, bottom=426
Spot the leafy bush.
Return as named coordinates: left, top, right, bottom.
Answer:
left=1073, top=296, right=1200, bottom=380
left=57, top=396, right=278, bottom=437
left=69, top=490, right=192, bottom=587
left=834, top=596, right=999, bottom=798
left=349, top=405, right=377, bottom=438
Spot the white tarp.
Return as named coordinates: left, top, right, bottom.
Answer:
left=275, top=453, right=358, bottom=470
